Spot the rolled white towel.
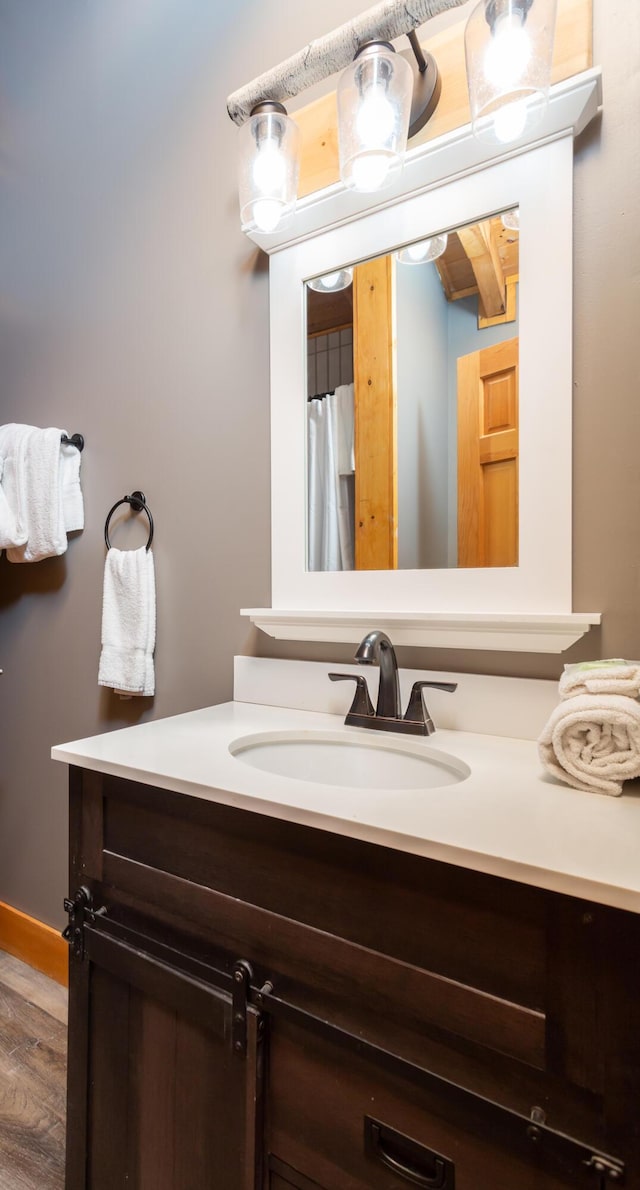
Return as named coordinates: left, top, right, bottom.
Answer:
left=538, top=693, right=640, bottom=796
left=98, top=547, right=156, bottom=697
left=559, top=660, right=640, bottom=701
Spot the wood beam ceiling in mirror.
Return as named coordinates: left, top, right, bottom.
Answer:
left=292, top=0, right=592, bottom=199
left=436, top=216, right=519, bottom=319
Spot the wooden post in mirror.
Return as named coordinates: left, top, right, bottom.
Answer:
left=353, top=256, right=398, bottom=571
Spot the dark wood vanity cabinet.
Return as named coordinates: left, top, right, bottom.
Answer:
left=64, top=766, right=640, bottom=1189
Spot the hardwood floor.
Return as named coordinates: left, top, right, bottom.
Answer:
left=0, top=952, right=67, bottom=1190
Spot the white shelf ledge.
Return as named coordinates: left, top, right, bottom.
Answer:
left=241, top=609, right=602, bottom=653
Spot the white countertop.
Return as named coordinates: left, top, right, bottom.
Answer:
left=52, top=701, right=640, bottom=914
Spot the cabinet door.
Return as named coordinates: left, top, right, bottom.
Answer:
left=65, top=927, right=263, bottom=1190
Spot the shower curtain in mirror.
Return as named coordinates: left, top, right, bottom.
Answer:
left=307, top=383, right=355, bottom=571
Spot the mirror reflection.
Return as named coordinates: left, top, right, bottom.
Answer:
left=306, top=210, right=520, bottom=572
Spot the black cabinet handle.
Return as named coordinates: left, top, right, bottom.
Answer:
left=364, top=1117, right=455, bottom=1188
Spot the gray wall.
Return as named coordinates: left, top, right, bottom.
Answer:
left=0, top=1, right=638, bottom=928
left=0, top=0, right=374, bottom=927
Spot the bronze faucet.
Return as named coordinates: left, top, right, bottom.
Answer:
left=329, top=630, right=457, bottom=737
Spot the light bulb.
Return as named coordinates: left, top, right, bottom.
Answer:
left=250, top=138, right=287, bottom=231
left=252, top=140, right=286, bottom=195
left=252, top=199, right=283, bottom=233
left=355, top=87, right=395, bottom=149
left=350, top=153, right=391, bottom=192
left=484, top=12, right=531, bottom=90
left=493, top=98, right=528, bottom=142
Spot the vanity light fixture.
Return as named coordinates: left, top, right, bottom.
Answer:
left=396, top=233, right=448, bottom=264
left=465, top=0, right=558, bottom=144
left=307, top=267, right=354, bottom=293
left=227, top=0, right=469, bottom=228
left=237, top=101, right=300, bottom=234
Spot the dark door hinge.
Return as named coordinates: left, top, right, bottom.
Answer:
left=62, top=886, right=106, bottom=960
left=231, top=959, right=254, bottom=1057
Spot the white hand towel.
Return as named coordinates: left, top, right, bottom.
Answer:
left=0, top=455, right=23, bottom=550
left=6, top=426, right=67, bottom=562
left=559, top=661, right=640, bottom=701
left=98, top=547, right=156, bottom=697
left=60, top=438, right=84, bottom=533
left=0, top=423, right=32, bottom=550
left=538, top=693, right=640, bottom=796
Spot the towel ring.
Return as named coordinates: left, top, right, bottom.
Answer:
left=104, top=491, right=154, bottom=551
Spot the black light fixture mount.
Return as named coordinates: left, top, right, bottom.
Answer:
left=404, top=29, right=442, bottom=137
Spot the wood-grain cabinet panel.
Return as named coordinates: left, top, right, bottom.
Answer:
left=101, top=849, right=546, bottom=1068
left=64, top=768, right=640, bottom=1189
left=103, top=778, right=546, bottom=1009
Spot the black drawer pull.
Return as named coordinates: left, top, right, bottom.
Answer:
left=364, top=1117, right=455, bottom=1188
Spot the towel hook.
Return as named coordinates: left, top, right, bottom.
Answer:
left=104, top=491, right=154, bottom=551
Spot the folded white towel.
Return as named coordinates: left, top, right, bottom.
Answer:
left=0, top=423, right=32, bottom=550
left=0, top=424, right=85, bottom=561
left=6, top=426, right=69, bottom=563
left=538, top=693, right=640, bottom=796
left=559, top=661, right=640, bottom=701
left=98, top=547, right=156, bottom=697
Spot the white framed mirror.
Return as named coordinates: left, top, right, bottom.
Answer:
left=271, top=137, right=572, bottom=613
left=242, top=72, right=602, bottom=650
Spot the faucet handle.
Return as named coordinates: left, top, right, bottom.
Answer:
left=329, top=673, right=374, bottom=718
left=404, top=681, right=457, bottom=733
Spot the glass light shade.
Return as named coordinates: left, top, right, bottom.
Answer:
left=338, top=42, right=413, bottom=193
left=396, top=233, right=448, bottom=264
left=238, top=104, right=300, bottom=233
left=307, top=267, right=353, bottom=293
left=501, top=207, right=520, bottom=230
left=465, top=0, right=558, bottom=145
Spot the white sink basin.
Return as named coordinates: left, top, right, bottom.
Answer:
left=229, top=729, right=470, bottom=790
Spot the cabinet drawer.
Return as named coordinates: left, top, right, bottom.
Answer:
left=268, top=1020, right=603, bottom=1190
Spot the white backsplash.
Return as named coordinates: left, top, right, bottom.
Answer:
left=234, top=657, right=558, bottom=741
